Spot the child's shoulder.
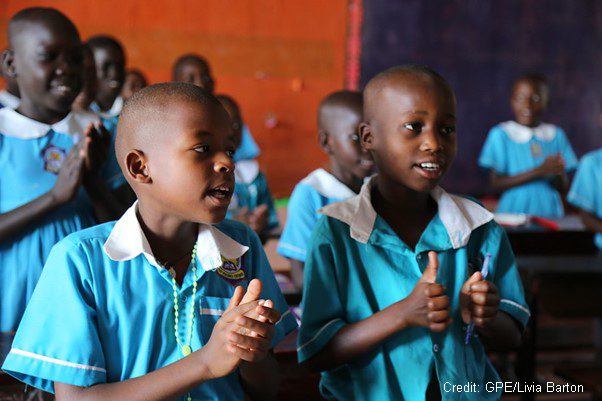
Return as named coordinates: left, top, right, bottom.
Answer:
left=580, top=148, right=602, bottom=166
left=214, top=218, right=261, bottom=247
left=58, top=221, right=117, bottom=252
left=292, top=168, right=355, bottom=200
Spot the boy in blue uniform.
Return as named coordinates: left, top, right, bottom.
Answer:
left=277, top=90, right=373, bottom=289
left=3, top=82, right=297, bottom=401
left=568, top=147, right=602, bottom=249
left=478, top=73, right=577, bottom=217
left=298, top=66, right=530, bottom=400
left=87, top=35, right=126, bottom=118
left=218, top=94, right=278, bottom=243
left=0, top=7, right=127, bottom=333
left=172, top=53, right=261, bottom=161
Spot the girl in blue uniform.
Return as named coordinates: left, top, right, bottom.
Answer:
left=479, top=73, right=577, bottom=217
left=217, top=94, right=279, bottom=243
left=0, top=7, right=125, bottom=333
left=299, top=66, right=529, bottom=401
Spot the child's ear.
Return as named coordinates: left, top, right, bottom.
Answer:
left=125, top=150, right=152, bottom=184
left=2, top=49, right=16, bottom=79
left=359, top=122, right=374, bottom=150
left=318, top=130, right=333, bottom=154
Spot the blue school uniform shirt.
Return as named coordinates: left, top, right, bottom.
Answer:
left=568, top=149, right=602, bottom=249
left=2, top=202, right=297, bottom=399
left=89, top=95, right=123, bottom=118
left=298, top=177, right=530, bottom=401
left=0, top=107, right=123, bottom=332
left=277, top=168, right=357, bottom=262
left=479, top=121, right=577, bottom=217
left=228, top=159, right=279, bottom=230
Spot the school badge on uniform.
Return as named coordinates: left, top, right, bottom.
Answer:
left=41, top=144, right=66, bottom=174
left=530, top=142, right=542, bottom=158
left=216, top=255, right=247, bottom=286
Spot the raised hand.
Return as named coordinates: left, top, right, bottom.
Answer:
left=249, top=204, right=269, bottom=234
left=50, top=141, right=86, bottom=205
left=82, top=122, right=111, bottom=178
left=460, top=271, right=500, bottom=328
left=402, top=251, right=451, bottom=332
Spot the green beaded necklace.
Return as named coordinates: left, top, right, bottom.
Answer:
left=165, top=243, right=198, bottom=401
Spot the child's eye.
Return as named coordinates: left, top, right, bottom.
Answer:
left=37, top=52, right=55, bottom=62
left=225, top=149, right=235, bottom=158
left=531, top=94, right=541, bottom=103
left=194, top=145, right=209, bottom=153
left=403, top=122, right=423, bottom=133
left=440, top=126, right=456, bottom=136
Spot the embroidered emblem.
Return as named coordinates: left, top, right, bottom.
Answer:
left=41, top=144, right=66, bottom=174
left=530, top=142, right=542, bottom=158
left=216, top=255, right=246, bottom=286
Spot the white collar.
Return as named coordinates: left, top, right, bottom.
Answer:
left=301, top=168, right=356, bottom=199
left=0, top=107, right=99, bottom=140
left=320, top=176, right=494, bottom=249
left=501, top=120, right=556, bottom=144
left=235, top=159, right=260, bottom=184
left=103, top=201, right=249, bottom=271
left=91, top=96, right=123, bottom=118
left=0, top=90, right=20, bottom=109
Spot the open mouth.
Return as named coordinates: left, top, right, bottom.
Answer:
left=414, top=161, right=444, bottom=179
left=53, top=83, right=76, bottom=96
left=207, top=186, right=232, bottom=199
left=108, top=79, right=121, bottom=89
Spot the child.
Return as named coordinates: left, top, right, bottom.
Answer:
left=568, top=145, right=602, bottom=249
left=172, top=53, right=260, bottom=161
left=121, top=68, right=148, bottom=100
left=479, top=73, right=577, bottom=217
left=87, top=35, right=126, bottom=117
left=277, top=90, right=373, bottom=289
left=217, top=94, right=278, bottom=242
left=0, top=7, right=127, bottom=333
left=298, top=66, right=530, bottom=400
left=73, top=44, right=98, bottom=111
left=3, top=83, right=297, bottom=400
left=0, top=54, right=20, bottom=109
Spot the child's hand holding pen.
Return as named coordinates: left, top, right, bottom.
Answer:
left=402, top=251, right=451, bottom=332
left=461, top=253, right=500, bottom=341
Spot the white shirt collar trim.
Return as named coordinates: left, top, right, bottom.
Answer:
left=0, top=90, right=20, bottom=109
left=320, top=176, right=494, bottom=249
left=501, top=120, right=556, bottom=144
left=0, top=107, right=99, bottom=140
left=103, top=201, right=249, bottom=271
left=301, top=168, right=356, bottom=199
left=235, top=159, right=260, bottom=184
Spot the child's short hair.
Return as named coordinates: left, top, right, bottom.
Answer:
left=172, top=53, right=211, bottom=79
left=86, top=35, right=125, bottom=56
left=8, top=7, right=79, bottom=46
left=514, top=72, right=549, bottom=97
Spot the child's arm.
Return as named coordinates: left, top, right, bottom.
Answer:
left=289, top=259, right=305, bottom=291
left=489, top=154, right=565, bottom=193
left=578, top=209, right=602, bottom=234
left=81, top=122, right=129, bottom=222
left=0, top=142, right=85, bottom=241
left=54, top=283, right=280, bottom=401
left=461, top=272, right=522, bottom=351
left=302, top=252, right=451, bottom=372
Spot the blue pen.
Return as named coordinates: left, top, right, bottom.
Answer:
left=464, top=252, right=492, bottom=344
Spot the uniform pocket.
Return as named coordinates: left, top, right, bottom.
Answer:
left=199, top=296, right=231, bottom=344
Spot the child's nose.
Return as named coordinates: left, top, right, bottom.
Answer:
left=420, top=129, right=443, bottom=152
left=214, top=153, right=234, bottom=173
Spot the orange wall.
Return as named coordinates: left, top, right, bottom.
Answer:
left=0, top=0, right=350, bottom=197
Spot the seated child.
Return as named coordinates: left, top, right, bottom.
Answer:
left=2, top=82, right=297, bottom=400
left=172, top=53, right=260, bottom=161
left=568, top=146, right=602, bottom=249
left=277, top=90, right=373, bottom=289
left=478, top=73, right=577, bottom=217
left=298, top=66, right=530, bottom=400
left=0, top=55, right=20, bottom=109
left=87, top=35, right=126, bottom=117
left=121, top=68, right=148, bottom=100
left=217, top=94, right=278, bottom=242
left=0, top=7, right=127, bottom=333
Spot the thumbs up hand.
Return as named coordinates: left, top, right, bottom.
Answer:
left=460, top=272, right=500, bottom=327
left=401, top=251, right=451, bottom=332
